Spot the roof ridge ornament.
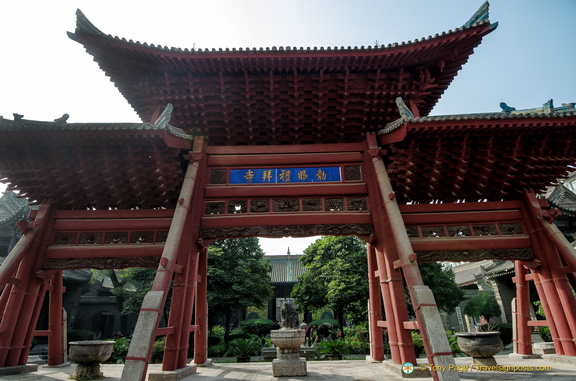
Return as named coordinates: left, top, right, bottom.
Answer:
left=378, top=97, right=415, bottom=135
left=155, top=104, right=195, bottom=141
left=500, top=99, right=576, bottom=115
left=71, top=9, right=105, bottom=36
left=463, top=1, right=491, bottom=28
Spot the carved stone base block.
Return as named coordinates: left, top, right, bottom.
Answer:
left=272, top=356, right=307, bottom=377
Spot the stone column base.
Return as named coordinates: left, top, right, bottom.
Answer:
left=272, top=357, right=307, bottom=377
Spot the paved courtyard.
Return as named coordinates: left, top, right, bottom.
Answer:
left=2, top=353, right=576, bottom=381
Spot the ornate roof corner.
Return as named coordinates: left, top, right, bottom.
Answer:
left=153, top=104, right=173, bottom=129
left=67, top=9, right=105, bottom=40
left=463, top=1, right=494, bottom=29
left=155, top=104, right=195, bottom=141
left=378, top=97, right=415, bottom=135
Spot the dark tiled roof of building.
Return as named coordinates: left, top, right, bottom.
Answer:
left=268, top=255, right=306, bottom=284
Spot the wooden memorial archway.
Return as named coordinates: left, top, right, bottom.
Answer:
left=0, top=4, right=575, bottom=381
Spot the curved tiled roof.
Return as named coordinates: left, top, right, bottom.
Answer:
left=68, top=7, right=496, bottom=145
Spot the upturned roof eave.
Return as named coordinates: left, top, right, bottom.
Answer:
left=68, top=8, right=495, bottom=61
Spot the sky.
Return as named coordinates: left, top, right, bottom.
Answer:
left=0, top=1, right=574, bottom=254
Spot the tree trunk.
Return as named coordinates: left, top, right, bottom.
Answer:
left=224, top=310, right=231, bottom=344
left=107, top=270, right=129, bottom=335
left=335, top=310, right=346, bottom=338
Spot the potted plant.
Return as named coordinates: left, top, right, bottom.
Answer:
left=227, top=338, right=261, bottom=362
left=318, top=338, right=349, bottom=360
left=456, top=292, right=503, bottom=366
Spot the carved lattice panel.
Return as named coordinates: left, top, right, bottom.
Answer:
left=250, top=200, right=270, bottom=213
left=273, top=199, right=299, bottom=212
left=104, top=232, right=128, bottom=244
left=302, top=198, right=322, bottom=211
left=472, top=224, right=497, bottom=236
left=130, top=231, right=155, bottom=244
left=205, top=201, right=225, bottom=215
left=446, top=225, right=472, bottom=237
left=325, top=198, right=344, bottom=211
left=54, top=232, right=78, bottom=245
left=79, top=232, right=103, bottom=245
left=228, top=200, right=248, bottom=214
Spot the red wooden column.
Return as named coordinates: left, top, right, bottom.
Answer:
left=366, top=244, right=384, bottom=361
left=121, top=137, right=207, bottom=381
left=373, top=245, right=401, bottom=363
left=0, top=202, right=54, bottom=367
left=365, top=133, right=457, bottom=381
left=522, top=191, right=576, bottom=356
left=193, top=246, right=208, bottom=365
left=162, top=245, right=199, bottom=370
left=513, top=262, right=532, bottom=355
left=48, top=270, right=65, bottom=366
left=378, top=239, right=416, bottom=365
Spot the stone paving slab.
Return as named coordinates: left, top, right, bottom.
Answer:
left=1, top=354, right=575, bottom=381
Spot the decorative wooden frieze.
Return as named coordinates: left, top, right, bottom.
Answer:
left=42, top=256, right=160, bottom=270
left=199, top=224, right=374, bottom=239
left=407, top=222, right=524, bottom=238
left=416, top=248, right=532, bottom=262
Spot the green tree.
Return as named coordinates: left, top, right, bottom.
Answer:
left=291, top=237, right=465, bottom=330
left=418, top=262, right=464, bottom=314
left=90, top=268, right=170, bottom=336
left=207, top=238, right=273, bottom=343
left=291, top=236, right=368, bottom=330
left=463, top=292, right=501, bottom=323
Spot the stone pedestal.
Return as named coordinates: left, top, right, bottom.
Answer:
left=270, top=329, right=307, bottom=377
left=272, top=352, right=307, bottom=377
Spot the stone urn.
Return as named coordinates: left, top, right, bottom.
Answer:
left=69, top=340, right=115, bottom=379
left=456, top=332, right=503, bottom=366
left=270, top=329, right=306, bottom=354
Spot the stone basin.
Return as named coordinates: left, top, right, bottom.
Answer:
left=69, top=340, right=115, bottom=379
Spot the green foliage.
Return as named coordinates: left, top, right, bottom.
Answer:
left=208, top=238, right=273, bottom=342
left=411, top=332, right=424, bottom=356
left=208, top=342, right=227, bottom=357
left=151, top=336, right=166, bottom=363
left=292, top=236, right=369, bottom=324
left=308, top=319, right=339, bottom=330
left=262, top=335, right=273, bottom=348
left=238, top=318, right=275, bottom=337
left=317, top=339, right=350, bottom=356
left=109, top=337, right=131, bottom=363
left=418, top=263, right=465, bottom=313
left=445, top=331, right=465, bottom=357
left=463, top=292, right=502, bottom=322
left=539, top=326, right=552, bottom=342
left=68, top=330, right=96, bottom=342
left=226, top=338, right=261, bottom=357
left=343, top=325, right=370, bottom=354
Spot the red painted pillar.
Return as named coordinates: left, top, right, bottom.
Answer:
left=176, top=248, right=200, bottom=369
left=367, top=244, right=384, bottom=361
left=48, top=270, right=65, bottom=366
left=373, top=245, right=401, bottom=363
left=193, top=247, right=208, bottom=365
left=0, top=202, right=53, bottom=366
left=381, top=240, right=416, bottom=365
left=513, top=262, right=531, bottom=355
left=521, top=192, right=576, bottom=355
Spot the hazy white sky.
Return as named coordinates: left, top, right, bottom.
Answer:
left=1, top=1, right=574, bottom=254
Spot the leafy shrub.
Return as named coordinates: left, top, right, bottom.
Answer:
left=226, top=338, right=261, bottom=357
left=208, top=342, right=227, bottom=357
left=151, top=336, right=166, bottom=363
left=445, top=331, right=464, bottom=357
left=343, top=324, right=370, bottom=354
left=68, top=330, right=96, bottom=343
left=109, top=337, right=131, bottom=363
left=238, top=318, right=276, bottom=337
left=227, top=333, right=252, bottom=341
left=411, top=332, right=424, bottom=356
left=318, top=339, right=349, bottom=356
left=539, top=326, right=552, bottom=342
